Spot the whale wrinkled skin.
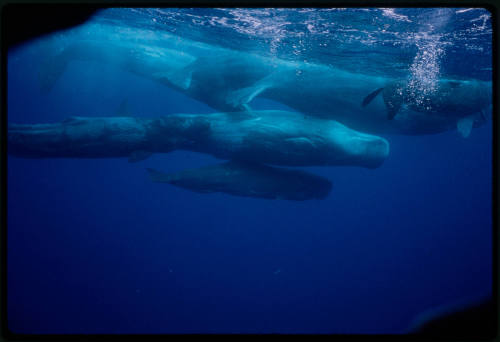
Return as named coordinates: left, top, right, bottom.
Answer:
left=8, top=110, right=389, bottom=169
left=38, top=24, right=492, bottom=136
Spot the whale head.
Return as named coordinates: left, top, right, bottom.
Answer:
left=326, top=120, right=390, bottom=169
left=380, top=78, right=492, bottom=120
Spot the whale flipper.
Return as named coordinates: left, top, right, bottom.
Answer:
left=363, top=85, right=403, bottom=119
left=457, top=116, right=474, bottom=138
left=362, top=87, right=384, bottom=107
left=284, top=137, right=318, bottom=149
left=386, top=102, right=402, bottom=120
left=226, top=83, right=271, bottom=110
left=154, top=60, right=197, bottom=90
left=168, top=66, right=193, bottom=90
left=379, top=81, right=406, bottom=120
left=226, top=73, right=277, bottom=110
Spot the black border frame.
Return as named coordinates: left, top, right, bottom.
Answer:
left=0, top=1, right=498, bottom=340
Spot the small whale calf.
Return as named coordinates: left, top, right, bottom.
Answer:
left=147, top=161, right=332, bottom=201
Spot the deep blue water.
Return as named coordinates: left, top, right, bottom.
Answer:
left=7, top=8, right=493, bottom=334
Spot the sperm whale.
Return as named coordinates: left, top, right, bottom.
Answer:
left=38, top=25, right=492, bottom=137
left=8, top=110, right=389, bottom=168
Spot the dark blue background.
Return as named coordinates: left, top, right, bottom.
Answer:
left=7, top=10, right=492, bottom=334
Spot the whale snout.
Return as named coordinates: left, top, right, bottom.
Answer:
left=345, top=132, right=390, bottom=168
left=369, top=137, right=390, bottom=158
left=361, top=136, right=390, bottom=168
left=328, top=121, right=390, bottom=168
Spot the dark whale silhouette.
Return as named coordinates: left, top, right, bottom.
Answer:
left=147, top=161, right=332, bottom=201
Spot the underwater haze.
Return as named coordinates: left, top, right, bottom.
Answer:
left=6, top=8, right=493, bottom=334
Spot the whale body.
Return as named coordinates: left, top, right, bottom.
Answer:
left=146, top=161, right=333, bottom=201
left=38, top=25, right=492, bottom=136
left=8, top=110, right=389, bottom=168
